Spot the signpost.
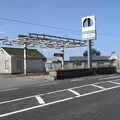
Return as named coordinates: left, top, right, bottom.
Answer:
left=24, top=42, right=27, bottom=75
left=82, top=15, right=96, bottom=69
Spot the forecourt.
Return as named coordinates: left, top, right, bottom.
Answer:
left=0, top=74, right=120, bottom=120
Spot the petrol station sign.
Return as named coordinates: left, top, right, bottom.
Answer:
left=82, top=15, right=96, bottom=40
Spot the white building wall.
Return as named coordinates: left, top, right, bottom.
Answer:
left=0, top=49, right=11, bottom=73
left=46, top=60, right=112, bottom=71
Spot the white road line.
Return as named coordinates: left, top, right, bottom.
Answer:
left=70, top=75, right=120, bottom=82
left=70, top=76, right=104, bottom=82
left=35, top=95, right=45, bottom=104
left=0, top=88, right=19, bottom=92
left=0, top=80, right=112, bottom=105
left=102, top=76, right=120, bottom=80
left=108, top=81, right=120, bottom=85
left=42, top=80, right=110, bottom=95
left=0, top=97, right=73, bottom=118
left=1, top=85, right=120, bottom=118
left=0, top=78, right=119, bottom=105
left=91, top=84, right=106, bottom=90
left=76, top=85, right=119, bottom=98
left=68, top=89, right=80, bottom=96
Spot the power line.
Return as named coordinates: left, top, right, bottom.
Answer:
left=0, top=17, right=119, bottom=39
left=0, top=17, right=80, bottom=33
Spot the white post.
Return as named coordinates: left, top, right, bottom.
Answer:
left=24, top=43, right=27, bottom=75
left=88, top=40, right=92, bottom=69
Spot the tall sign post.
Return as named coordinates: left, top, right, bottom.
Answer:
left=24, top=42, right=27, bottom=75
left=82, top=15, right=96, bottom=69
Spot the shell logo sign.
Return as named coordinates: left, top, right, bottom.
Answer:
left=82, top=15, right=96, bottom=40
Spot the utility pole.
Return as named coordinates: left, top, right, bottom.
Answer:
left=24, top=42, right=27, bottom=75
left=87, top=40, right=92, bottom=69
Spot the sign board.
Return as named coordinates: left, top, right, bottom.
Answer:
left=82, top=15, right=96, bottom=40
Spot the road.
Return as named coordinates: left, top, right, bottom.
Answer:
left=0, top=74, right=120, bottom=120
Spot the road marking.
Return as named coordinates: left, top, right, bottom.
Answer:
left=35, top=95, right=45, bottom=104
left=0, top=80, right=115, bottom=105
left=1, top=84, right=120, bottom=118
left=43, top=80, right=109, bottom=95
left=70, top=76, right=104, bottom=82
left=70, top=75, right=120, bottom=82
left=68, top=89, right=80, bottom=96
left=102, top=76, right=120, bottom=80
left=91, top=84, right=106, bottom=90
left=0, top=97, right=73, bottom=118
left=0, top=88, right=19, bottom=92
left=108, top=81, right=120, bottom=85
left=0, top=95, right=36, bottom=105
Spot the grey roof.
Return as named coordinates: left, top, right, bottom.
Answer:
left=70, top=56, right=110, bottom=61
left=2, top=47, right=46, bottom=61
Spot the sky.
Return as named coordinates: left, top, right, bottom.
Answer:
left=0, top=0, right=120, bottom=59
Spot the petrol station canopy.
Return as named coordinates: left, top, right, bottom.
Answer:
left=0, top=33, right=88, bottom=48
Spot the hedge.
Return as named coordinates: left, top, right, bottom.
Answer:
left=56, top=66, right=116, bottom=80
left=95, top=66, right=116, bottom=74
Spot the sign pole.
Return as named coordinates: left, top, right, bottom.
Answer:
left=88, top=40, right=92, bottom=69
left=24, top=42, right=27, bottom=75
left=61, top=48, right=64, bottom=69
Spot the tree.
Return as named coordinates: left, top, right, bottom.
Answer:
left=83, top=48, right=101, bottom=57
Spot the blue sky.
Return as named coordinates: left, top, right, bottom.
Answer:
left=0, top=0, right=120, bottom=59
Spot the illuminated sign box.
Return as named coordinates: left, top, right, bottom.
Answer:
left=82, top=16, right=96, bottom=40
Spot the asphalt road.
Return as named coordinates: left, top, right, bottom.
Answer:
left=0, top=74, right=120, bottom=120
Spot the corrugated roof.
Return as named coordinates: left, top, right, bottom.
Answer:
left=2, top=47, right=46, bottom=61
